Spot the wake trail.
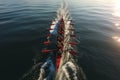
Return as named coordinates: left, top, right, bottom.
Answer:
left=56, top=0, right=87, bottom=80
left=38, top=56, right=55, bottom=80
left=20, top=0, right=87, bottom=80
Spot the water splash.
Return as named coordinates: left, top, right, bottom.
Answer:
left=57, top=0, right=71, bottom=21
left=38, top=57, right=55, bottom=80
left=20, top=0, right=87, bottom=80
left=56, top=1, right=87, bottom=80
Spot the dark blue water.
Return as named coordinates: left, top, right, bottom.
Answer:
left=0, top=0, right=120, bottom=80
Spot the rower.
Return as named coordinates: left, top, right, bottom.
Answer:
left=69, top=50, right=77, bottom=55
left=68, top=42, right=78, bottom=45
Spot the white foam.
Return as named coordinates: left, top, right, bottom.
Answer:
left=50, top=21, right=59, bottom=35
left=38, top=57, right=55, bottom=80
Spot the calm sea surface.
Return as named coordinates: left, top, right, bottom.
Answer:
left=0, top=0, right=120, bottom=80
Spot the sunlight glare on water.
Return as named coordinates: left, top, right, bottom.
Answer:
left=112, top=0, right=120, bottom=43
left=112, top=36, right=120, bottom=42
left=0, top=0, right=120, bottom=80
left=113, top=0, right=120, bottom=17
